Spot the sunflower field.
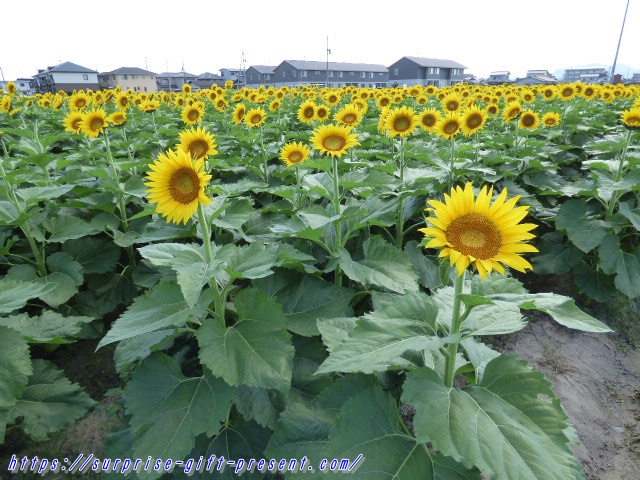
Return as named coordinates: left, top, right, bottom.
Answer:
left=1, top=79, right=639, bottom=479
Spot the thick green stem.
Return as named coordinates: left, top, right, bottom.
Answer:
left=444, top=272, right=465, bottom=388
left=0, top=159, right=47, bottom=277
left=448, top=136, right=456, bottom=188
left=198, top=205, right=225, bottom=327
left=295, top=166, right=302, bottom=209
left=396, top=137, right=406, bottom=247
left=259, top=126, right=269, bottom=183
left=606, top=129, right=633, bottom=219
left=332, top=155, right=343, bottom=286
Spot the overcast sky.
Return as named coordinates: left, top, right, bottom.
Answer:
left=2, top=0, right=638, bottom=82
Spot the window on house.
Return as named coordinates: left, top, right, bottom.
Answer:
left=301, top=70, right=307, bottom=77
left=292, top=71, right=297, bottom=77
left=393, top=68, right=399, bottom=76
left=360, top=72, right=366, bottom=78
left=83, top=74, right=88, bottom=80
left=328, top=71, right=334, bottom=77
left=369, top=72, right=374, bottom=78
left=283, top=71, right=286, bottom=78
left=338, top=71, right=343, bottom=78
left=265, top=74, right=271, bottom=80
left=123, top=74, right=128, bottom=80
left=144, top=87, right=147, bottom=92
left=349, top=71, right=355, bottom=76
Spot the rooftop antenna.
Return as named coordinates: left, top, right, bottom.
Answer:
left=610, top=0, right=630, bottom=83
left=237, top=50, right=246, bottom=87
left=326, top=36, right=331, bottom=87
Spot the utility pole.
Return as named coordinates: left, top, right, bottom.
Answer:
left=326, top=36, right=331, bottom=87
left=610, top=0, right=630, bottom=83
left=0, top=66, right=6, bottom=83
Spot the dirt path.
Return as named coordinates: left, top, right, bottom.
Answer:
left=504, top=319, right=640, bottom=480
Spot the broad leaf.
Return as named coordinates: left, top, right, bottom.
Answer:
left=197, top=289, right=294, bottom=391
left=42, top=215, right=100, bottom=243
left=338, top=235, right=419, bottom=293
left=316, top=291, right=445, bottom=374
left=0, top=326, right=32, bottom=408
left=403, top=356, right=585, bottom=480
left=0, top=279, right=57, bottom=314
left=62, top=237, right=121, bottom=274
left=113, top=330, right=176, bottom=373
left=9, top=359, right=96, bottom=440
left=98, top=281, right=207, bottom=348
left=254, top=270, right=355, bottom=336
left=124, top=353, right=234, bottom=479
left=233, top=386, right=281, bottom=430
left=0, top=311, right=93, bottom=343
left=555, top=199, right=609, bottom=253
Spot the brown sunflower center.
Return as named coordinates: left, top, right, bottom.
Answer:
left=465, top=113, right=483, bottom=129
left=393, top=116, right=411, bottom=132
left=90, top=117, right=104, bottom=131
left=544, top=117, right=557, bottom=126
left=75, top=99, right=87, bottom=108
left=507, top=107, right=521, bottom=118
left=446, top=213, right=502, bottom=260
left=72, top=119, right=82, bottom=130
left=250, top=113, right=262, bottom=124
left=289, top=151, right=303, bottom=163
left=443, top=120, right=459, bottom=134
left=446, top=101, right=459, bottom=111
left=188, top=109, right=200, bottom=121
left=303, top=107, right=315, bottom=118
left=380, top=98, right=390, bottom=106
left=188, top=140, right=209, bottom=159
left=323, top=134, right=346, bottom=151
left=626, top=115, right=640, bottom=126
left=562, top=87, right=573, bottom=97
left=521, top=114, right=536, bottom=127
left=584, top=88, right=594, bottom=97
left=342, top=113, right=357, bottom=124
left=422, top=114, right=437, bottom=127
left=169, top=168, right=200, bottom=204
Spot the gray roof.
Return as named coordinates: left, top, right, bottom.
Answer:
left=156, top=71, right=197, bottom=78
left=40, top=61, right=97, bottom=74
left=490, top=71, right=510, bottom=76
left=402, top=56, right=467, bottom=69
left=249, top=65, right=277, bottom=74
left=197, top=72, right=223, bottom=80
left=100, top=67, right=156, bottom=75
left=283, top=60, right=388, bottom=73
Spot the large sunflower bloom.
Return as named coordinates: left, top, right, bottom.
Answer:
left=541, top=111, right=561, bottom=127
left=68, top=91, right=90, bottom=110
left=436, top=112, right=462, bottom=139
left=419, top=108, right=443, bottom=133
left=621, top=108, right=640, bottom=128
left=441, top=92, right=464, bottom=112
left=63, top=111, right=84, bottom=134
left=310, top=124, right=360, bottom=157
left=384, top=105, right=419, bottom=138
left=232, top=103, right=247, bottom=125
left=519, top=109, right=540, bottom=130
left=145, top=149, right=212, bottom=225
left=280, top=141, right=312, bottom=166
left=177, top=126, right=218, bottom=160
left=460, top=106, right=487, bottom=136
left=334, top=103, right=363, bottom=127
left=420, top=182, right=538, bottom=279
left=182, top=103, right=205, bottom=125
left=79, top=108, right=109, bottom=138
left=244, top=107, right=267, bottom=127
left=298, top=99, right=317, bottom=123
left=502, top=101, right=522, bottom=123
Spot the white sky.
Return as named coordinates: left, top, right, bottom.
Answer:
left=2, top=0, right=639, bottom=82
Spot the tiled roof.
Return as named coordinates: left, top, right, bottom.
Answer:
left=41, top=61, right=97, bottom=73
left=156, top=72, right=197, bottom=78
left=197, top=72, right=223, bottom=80
left=249, top=65, right=277, bottom=74
left=283, top=60, right=388, bottom=73
left=100, top=67, right=156, bottom=75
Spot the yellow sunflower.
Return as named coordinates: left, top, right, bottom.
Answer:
left=145, top=149, right=212, bottom=225
left=621, top=107, right=640, bottom=128
left=436, top=112, right=463, bottom=139
left=280, top=141, right=312, bottom=166
left=63, top=111, right=84, bottom=134
left=441, top=92, right=464, bottom=112
left=541, top=86, right=557, bottom=101
left=5, top=81, right=17, bottom=96
left=310, top=124, right=360, bottom=157
left=0, top=97, right=11, bottom=113
left=558, top=84, right=577, bottom=101
left=298, top=99, right=317, bottom=123
left=377, top=95, right=392, bottom=109
left=232, top=103, right=247, bottom=125
left=503, top=101, right=522, bottom=123
left=68, top=91, right=90, bottom=110
left=323, top=92, right=342, bottom=106
left=177, top=126, right=218, bottom=160
left=419, top=182, right=538, bottom=279
left=334, top=103, right=363, bottom=127
left=460, top=106, right=488, bottom=136
left=115, top=92, right=130, bottom=110
left=384, top=105, right=419, bottom=138
left=107, top=111, right=127, bottom=126
left=140, top=99, right=160, bottom=112
left=244, top=107, right=267, bottom=127
left=519, top=110, right=540, bottom=129
left=581, top=85, right=599, bottom=100
left=541, top=112, right=561, bottom=127
left=419, top=108, right=443, bottom=133
left=520, top=89, right=535, bottom=103
left=486, top=103, right=500, bottom=116
left=269, top=99, right=282, bottom=111
left=182, top=103, right=205, bottom=125
left=315, top=105, right=330, bottom=122
left=79, top=108, right=109, bottom=138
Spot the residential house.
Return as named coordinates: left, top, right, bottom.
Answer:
left=245, top=65, right=277, bottom=87
left=526, top=69, right=555, bottom=78
left=156, top=71, right=197, bottom=92
left=32, top=61, right=100, bottom=94
left=630, top=73, right=640, bottom=84
left=515, top=70, right=558, bottom=86
left=16, top=78, right=35, bottom=95
left=387, top=56, right=466, bottom=87
left=194, top=72, right=225, bottom=90
left=563, top=67, right=609, bottom=83
left=98, top=67, right=157, bottom=92
left=487, top=71, right=512, bottom=85
left=220, top=68, right=245, bottom=87
left=273, top=60, right=388, bottom=88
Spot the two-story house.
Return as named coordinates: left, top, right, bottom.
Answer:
left=245, top=66, right=277, bottom=87
left=273, top=60, right=388, bottom=88
left=193, top=72, right=225, bottom=90
left=563, top=67, right=609, bottom=83
left=156, top=71, right=197, bottom=92
left=487, top=71, right=512, bottom=85
left=98, top=67, right=157, bottom=92
left=387, top=56, right=466, bottom=87
left=32, top=61, right=100, bottom=94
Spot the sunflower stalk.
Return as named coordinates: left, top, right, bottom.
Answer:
left=258, top=126, right=269, bottom=183
left=331, top=155, right=343, bottom=286
left=0, top=155, right=47, bottom=277
left=448, top=137, right=456, bottom=189
left=396, top=137, right=406, bottom=248
left=606, top=128, right=634, bottom=219
left=444, top=272, right=465, bottom=388
left=198, top=205, right=225, bottom=328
